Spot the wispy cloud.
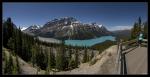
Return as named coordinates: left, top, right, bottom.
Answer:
left=107, top=26, right=133, bottom=31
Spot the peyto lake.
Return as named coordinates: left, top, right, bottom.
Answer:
left=65, top=36, right=116, bottom=47
left=37, top=36, right=116, bottom=47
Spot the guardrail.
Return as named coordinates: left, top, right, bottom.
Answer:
left=116, top=39, right=147, bottom=75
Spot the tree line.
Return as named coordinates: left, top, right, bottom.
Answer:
left=131, top=17, right=148, bottom=39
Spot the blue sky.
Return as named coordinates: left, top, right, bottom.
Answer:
left=3, top=2, right=147, bottom=31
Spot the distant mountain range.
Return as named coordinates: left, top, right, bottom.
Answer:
left=111, top=29, right=131, bottom=39
left=22, top=17, right=131, bottom=40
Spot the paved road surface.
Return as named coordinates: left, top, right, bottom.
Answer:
left=122, top=46, right=147, bottom=74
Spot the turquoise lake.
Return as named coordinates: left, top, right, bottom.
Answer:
left=65, top=36, right=116, bottom=47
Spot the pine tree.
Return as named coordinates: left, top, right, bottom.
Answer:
left=87, top=54, right=90, bottom=62
left=64, top=48, right=69, bottom=70
left=82, top=47, right=88, bottom=63
left=131, top=17, right=143, bottom=39
left=31, top=45, right=36, bottom=67
left=55, top=47, right=61, bottom=70
left=74, top=49, right=79, bottom=68
left=68, top=58, right=76, bottom=70
left=4, top=51, right=8, bottom=74
left=56, top=40, right=67, bottom=71
left=12, top=56, right=18, bottom=75
left=90, top=51, right=94, bottom=61
left=131, top=22, right=137, bottom=39
left=68, top=48, right=72, bottom=61
left=3, top=17, right=14, bottom=48
left=143, top=21, right=148, bottom=39
left=68, top=48, right=72, bottom=69
left=4, top=53, right=14, bottom=74
left=7, top=37, right=15, bottom=50
left=49, top=47, right=56, bottom=68
left=13, top=29, right=17, bottom=55
left=16, top=55, right=21, bottom=74
left=138, top=17, right=142, bottom=27
left=55, top=47, right=63, bottom=71
left=36, top=46, right=47, bottom=70
left=18, top=27, right=22, bottom=54
left=2, top=51, right=5, bottom=74
left=45, top=47, right=50, bottom=74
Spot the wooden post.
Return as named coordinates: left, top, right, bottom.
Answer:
left=120, top=40, right=123, bottom=52
left=116, top=39, right=122, bottom=74
left=120, top=39, right=124, bottom=75
left=117, top=41, right=119, bottom=53
left=116, top=40, right=120, bottom=74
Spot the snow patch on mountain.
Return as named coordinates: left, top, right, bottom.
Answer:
left=21, top=27, right=27, bottom=31
left=29, top=25, right=41, bottom=30
left=98, top=24, right=103, bottom=28
left=70, top=24, right=74, bottom=30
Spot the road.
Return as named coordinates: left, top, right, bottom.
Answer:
left=122, top=46, right=147, bottom=74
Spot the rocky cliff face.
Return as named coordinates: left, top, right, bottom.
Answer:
left=23, top=17, right=112, bottom=40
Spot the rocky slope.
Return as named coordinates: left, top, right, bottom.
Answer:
left=3, top=45, right=118, bottom=75
left=55, top=45, right=118, bottom=74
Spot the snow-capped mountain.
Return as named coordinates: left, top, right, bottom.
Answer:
left=21, top=27, right=27, bottom=31
left=23, top=17, right=112, bottom=40
left=22, top=25, right=41, bottom=36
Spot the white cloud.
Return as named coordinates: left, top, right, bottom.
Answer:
left=107, top=26, right=133, bottom=31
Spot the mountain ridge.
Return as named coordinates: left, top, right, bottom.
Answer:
left=23, top=17, right=112, bottom=40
